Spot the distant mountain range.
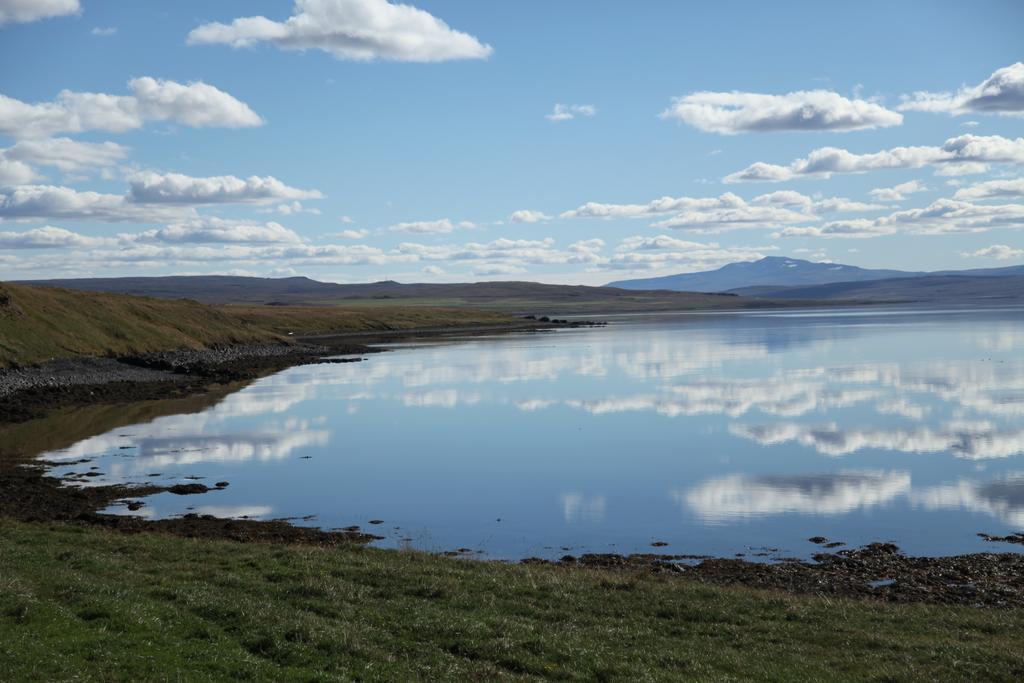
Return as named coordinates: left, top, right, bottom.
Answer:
left=15, top=255, right=1024, bottom=311
left=606, top=256, right=1024, bottom=294
left=13, top=276, right=783, bottom=314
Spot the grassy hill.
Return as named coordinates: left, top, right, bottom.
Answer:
left=17, top=275, right=799, bottom=313
left=0, top=282, right=515, bottom=368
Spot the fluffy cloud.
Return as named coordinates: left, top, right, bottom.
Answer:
left=869, top=180, right=928, bottom=202
left=0, top=156, right=36, bottom=186
left=336, top=228, right=369, bottom=239
left=561, top=190, right=883, bottom=235
left=651, top=200, right=813, bottom=233
left=388, top=218, right=455, bottom=234
left=508, top=209, right=550, bottom=223
left=127, top=171, right=321, bottom=204
left=954, top=177, right=1024, bottom=201
left=546, top=104, right=596, bottom=122
left=133, top=218, right=303, bottom=245
left=604, top=234, right=774, bottom=271
left=752, top=190, right=886, bottom=213
left=187, top=0, right=492, bottom=62
left=0, top=225, right=113, bottom=249
left=561, top=194, right=736, bottom=220
left=0, top=0, right=78, bottom=25
left=660, top=90, right=902, bottom=134
left=0, top=170, right=321, bottom=223
left=0, top=185, right=191, bottom=223
left=899, top=62, right=1024, bottom=117
left=778, top=198, right=1024, bottom=239
left=962, top=244, right=1024, bottom=260
left=724, top=134, right=1024, bottom=183
left=0, top=78, right=262, bottom=139
left=2, top=137, right=128, bottom=173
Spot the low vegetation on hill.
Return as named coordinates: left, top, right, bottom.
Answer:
left=0, top=283, right=514, bottom=368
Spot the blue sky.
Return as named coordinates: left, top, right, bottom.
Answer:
left=1, top=0, right=1023, bottom=284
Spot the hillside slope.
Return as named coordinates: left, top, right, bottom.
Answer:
left=607, top=257, right=918, bottom=291
left=0, top=283, right=514, bottom=367
left=15, top=276, right=789, bottom=312
left=607, top=256, right=1024, bottom=292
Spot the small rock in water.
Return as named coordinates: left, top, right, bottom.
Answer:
left=214, top=481, right=229, bottom=488
left=368, top=519, right=384, bottom=525
left=651, top=541, right=669, bottom=547
left=808, top=536, right=829, bottom=544
left=167, top=483, right=209, bottom=495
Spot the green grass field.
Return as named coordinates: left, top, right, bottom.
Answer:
left=1, top=520, right=1022, bottom=681
left=0, top=282, right=516, bottom=367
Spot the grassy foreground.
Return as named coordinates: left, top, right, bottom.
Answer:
left=1, top=521, right=1022, bottom=681
left=0, top=283, right=514, bottom=367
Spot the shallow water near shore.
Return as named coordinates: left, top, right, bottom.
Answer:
left=35, top=306, right=1024, bottom=560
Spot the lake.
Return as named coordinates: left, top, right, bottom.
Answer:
left=36, top=306, right=1024, bottom=560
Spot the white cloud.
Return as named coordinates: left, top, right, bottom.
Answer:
left=724, top=134, right=1024, bottom=183
left=561, top=190, right=878, bottom=236
left=869, top=180, right=929, bottom=202
left=132, top=218, right=303, bottom=245
left=0, top=225, right=114, bottom=249
left=0, top=78, right=262, bottom=139
left=660, top=90, right=902, bottom=134
left=91, top=26, right=117, bottom=36
left=812, top=197, right=888, bottom=213
left=0, top=184, right=192, bottom=223
left=127, top=171, right=321, bottom=204
left=508, top=209, right=550, bottom=223
left=335, top=228, right=369, bottom=239
left=961, top=244, right=1024, bottom=260
left=0, top=0, right=78, bottom=26
left=954, top=177, right=1024, bottom=201
left=0, top=156, right=36, bottom=186
left=604, top=235, right=774, bottom=272
left=388, top=218, right=454, bottom=234
left=778, top=198, right=1024, bottom=239
left=546, top=104, right=596, bottom=122
left=187, top=0, right=492, bottom=62
left=261, top=200, right=321, bottom=215
left=471, top=263, right=526, bottom=276
left=3, top=137, right=128, bottom=173
left=562, top=195, right=729, bottom=220
left=899, top=62, right=1024, bottom=117
left=751, top=190, right=886, bottom=213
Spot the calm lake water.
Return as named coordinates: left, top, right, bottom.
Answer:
left=37, top=306, right=1024, bottom=560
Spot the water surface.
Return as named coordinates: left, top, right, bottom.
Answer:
left=37, top=306, right=1024, bottom=560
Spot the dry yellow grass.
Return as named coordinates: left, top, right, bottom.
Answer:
left=0, top=283, right=515, bottom=367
